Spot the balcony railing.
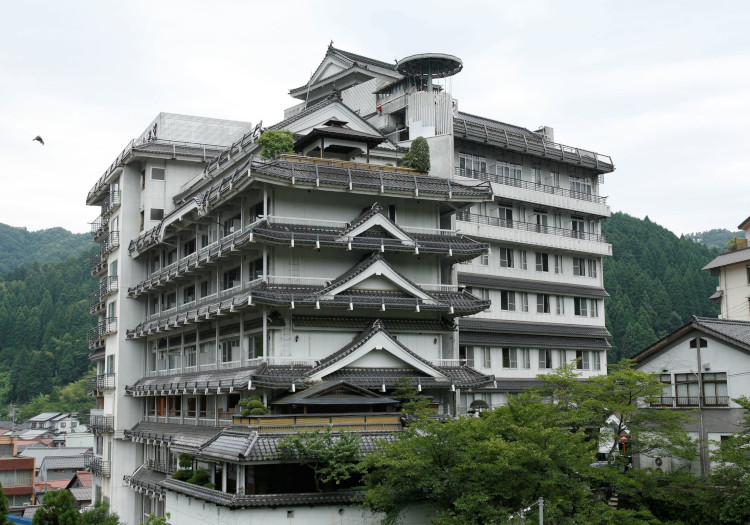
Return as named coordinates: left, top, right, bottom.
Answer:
left=90, top=415, right=114, bottom=433
left=144, top=459, right=176, bottom=475
left=101, top=231, right=120, bottom=255
left=91, top=217, right=108, bottom=240
left=84, top=453, right=111, bottom=477
left=101, top=191, right=121, bottom=217
left=90, top=253, right=107, bottom=277
left=87, top=373, right=116, bottom=396
left=456, top=211, right=608, bottom=243
left=88, top=318, right=117, bottom=349
left=649, top=396, right=730, bottom=408
left=235, top=412, right=402, bottom=434
left=89, top=292, right=105, bottom=315
left=454, top=167, right=608, bottom=204
left=99, top=276, right=118, bottom=298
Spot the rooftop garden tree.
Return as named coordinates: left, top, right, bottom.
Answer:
left=257, top=130, right=294, bottom=159
left=402, top=136, right=430, bottom=173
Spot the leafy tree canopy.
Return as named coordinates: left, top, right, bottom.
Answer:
left=402, top=136, right=430, bottom=172
left=257, top=130, right=294, bottom=159
left=32, top=490, right=79, bottom=525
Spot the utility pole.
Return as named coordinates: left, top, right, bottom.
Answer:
left=538, top=497, right=544, bottom=525
left=691, top=336, right=708, bottom=477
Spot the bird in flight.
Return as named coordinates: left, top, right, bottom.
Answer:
left=33, top=136, right=44, bottom=145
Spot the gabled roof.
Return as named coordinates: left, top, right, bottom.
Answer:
left=28, top=413, right=63, bottom=423
left=319, top=252, right=434, bottom=301
left=306, top=320, right=446, bottom=382
left=738, top=215, right=750, bottom=231
left=702, top=247, right=750, bottom=271
left=340, top=202, right=411, bottom=242
left=632, top=316, right=750, bottom=364
left=271, top=380, right=398, bottom=405
left=38, top=455, right=86, bottom=471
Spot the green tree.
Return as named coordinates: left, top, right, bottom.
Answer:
left=0, top=481, right=8, bottom=525
left=257, top=130, right=294, bottom=158
left=144, top=514, right=170, bottom=525
left=79, top=500, right=122, bottom=525
left=238, top=395, right=269, bottom=416
left=402, top=136, right=430, bottom=172
left=32, top=489, right=79, bottom=525
left=392, top=378, right=431, bottom=417
left=278, top=428, right=361, bottom=492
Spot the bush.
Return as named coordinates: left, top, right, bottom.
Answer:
left=178, top=453, right=193, bottom=469
left=402, top=136, right=430, bottom=172
left=257, top=130, right=294, bottom=159
left=172, top=469, right=192, bottom=482
left=239, top=395, right=268, bottom=416
left=187, top=468, right=212, bottom=487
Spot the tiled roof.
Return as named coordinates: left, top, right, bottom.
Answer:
left=460, top=331, right=611, bottom=349
left=268, top=96, right=339, bottom=131
left=475, top=378, right=546, bottom=392
left=459, top=318, right=611, bottom=338
left=126, top=422, right=223, bottom=451
left=738, top=216, right=750, bottom=231
left=68, top=487, right=92, bottom=502
left=69, top=471, right=92, bottom=488
left=39, top=456, right=86, bottom=471
left=20, top=447, right=89, bottom=463
left=455, top=111, right=537, bottom=138
left=632, top=316, right=750, bottom=364
left=126, top=367, right=258, bottom=396
left=702, top=247, right=750, bottom=270
left=28, top=412, right=62, bottom=422
left=291, top=316, right=454, bottom=332
left=35, top=480, right=69, bottom=491
left=458, top=273, right=610, bottom=298
left=271, top=380, right=397, bottom=406
left=161, top=476, right=364, bottom=508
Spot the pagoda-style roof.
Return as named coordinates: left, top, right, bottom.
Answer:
left=294, top=125, right=386, bottom=152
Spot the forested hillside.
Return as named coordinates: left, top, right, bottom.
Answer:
left=0, top=224, right=93, bottom=274
left=603, top=213, right=720, bottom=362
left=684, top=228, right=746, bottom=249
left=0, top=251, right=97, bottom=406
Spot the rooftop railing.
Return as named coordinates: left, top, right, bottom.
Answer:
left=87, top=373, right=116, bottom=396
left=456, top=211, right=608, bottom=243
left=454, top=167, right=608, bottom=204
left=648, top=396, right=730, bottom=408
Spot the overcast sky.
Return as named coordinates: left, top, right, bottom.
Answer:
left=1, top=1, right=748, bottom=235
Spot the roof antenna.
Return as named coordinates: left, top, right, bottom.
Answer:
left=304, top=69, right=313, bottom=110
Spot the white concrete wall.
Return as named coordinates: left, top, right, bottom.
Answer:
left=139, top=113, right=253, bottom=146
left=164, top=491, right=432, bottom=525
left=718, top=263, right=750, bottom=321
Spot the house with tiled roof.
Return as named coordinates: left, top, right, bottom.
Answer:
left=633, top=316, right=750, bottom=476
left=84, top=43, right=614, bottom=524
left=703, top=214, right=750, bottom=321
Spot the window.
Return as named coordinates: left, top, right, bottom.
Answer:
left=519, top=250, right=527, bottom=270
left=183, top=238, right=196, bottom=257
left=519, top=349, right=530, bottom=369
left=200, top=280, right=213, bottom=298
left=747, top=265, right=750, bottom=284
left=459, top=346, right=473, bottom=367
left=221, top=339, right=239, bottom=363
left=557, top=349, right=567, bottom=367
left=60, top=422, right=66, bottom=428
left=140, top=210, right=144, bottom=231
left=654, top=374, right=672, bottom=406
left=554, top=255, right=563, bottom=274
left=388, top=205, right=397, bottom=222
left=479, top=253, right=489, bottom=266
left=588, top=259, right=598, bottom=278
left=675, top=374, right=699, bottom=406
left=537, top=294, right=550, bottom=314
left=590, top=300, right=599, bottom=318
left=109, top=260, right=118, bottom=277
left=497, top=162, right=522, bottom=181
left=569, top=176, right=593, bottom=195
left=555, top=296, right=565, bottom=315
left=183, top=285, right=195, bottom=304
left=520, top=292, right=529, bottom=312
left=531, top=168, right=542, bottom=185
left=151, top=167, right=165, bottom=180
left=499, top=248, right=514, bottom=268
left=539, top=349, right=553, bottom=369
left=703, top=372, right=728, bottom=406
left=573, top=257, right=586, bottom=276
left=591, top=351, right=601, bottom=370
left=533, top=210, right=548, bottom=232
left=223, top=214, right=241, bottom=237
left=500, top=290, right=515, bottom=311
left=536, top=253, right=549, bottom=272
left=223, top=267, right=241, bottom=290
left=574, top=297, right=588, bottom=316
left=247, top=333, right=263, bottom=360
left=185, top=346, right=197, bottom=368
left=459, top=154, right=487, bottom=175
left=498, top=206, right=513, bottom=225
left=165, top=292, right=176, bottom=310
left=166, top=249, right=177, bottom=265
left=150, top=208, right=164, bottom=221
left=107, top=300, right=116, bottom=318
left=502, top=348, right=517, bottom=369
left=571, top=218, right=585, bottom=239
left=167, top=352, right=180, bottom=370
left=482, top=347, right=491, bottom=368
left=550, top=172, right=560, bottom=187
left=576, top=350, right=590, bottom=370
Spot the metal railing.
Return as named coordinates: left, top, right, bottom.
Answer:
left=145, top=459, right=176, bottom=475
left=87, top=373, right=116, bottom=396
left=88, top=318, right=117, bottom=348
left=84, top=453, right=111, bottom=477
left=649, top=396, right=730, bottom=408
left=456, top=211, right=607, bottom=243
left=454, top=167, right=608, bottom=204
left=101, top=191, right=121, bottom=217
left=90, top=415, right=114, bottom=433
left=90, top=253, right=107, bottom=277
left=101, top=231, right=120, bottom=254
left=89, top=292, right=105, bottom=315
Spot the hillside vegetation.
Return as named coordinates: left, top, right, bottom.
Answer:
left=684, top=228, right=746, bottom=249
left=603, top=212, right=720, bottom=361
left=0, top=224, right=93, bottom=274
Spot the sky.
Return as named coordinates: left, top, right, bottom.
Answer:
left=0, top=1, right=748, bottom=236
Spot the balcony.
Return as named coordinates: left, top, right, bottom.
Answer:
left=100, top=231, right=120, bottom=255
left=91, top=217, right=108, bottom=241
left=101, top=191, right=121, bottom=217
left=89, top=291, right=105, bottom=315
left=144, top=459, right=176, bottom=475
left=90, top=253, right=107, bottom=277
left=456, top=211, right=611, bottom=256
left=143, top=412, right=234, bottom=427
left=84, top=453, right=111, bottom=477
left=88, top=317, right=117, bottom=349
left=648, top=396, right=730, bottom=408
left=98, top=276, right=118, bottom=298
left=233, top=413, right=403, bottom=434
left=90, top=414, right=114, bottom=434
left=87, top=373, right=115, bottom=396
left=454, top=167, right=610, bottom=217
